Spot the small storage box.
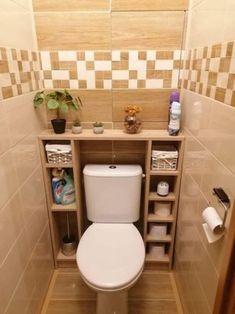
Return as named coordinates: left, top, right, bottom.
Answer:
left=152, top=145, right=178, bottom=170
left=45, top=144, right=72, bottom=164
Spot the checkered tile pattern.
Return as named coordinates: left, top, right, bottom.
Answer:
left=181, top=41, right=235, bottom=106
left=0, top=47, right=43, bottom=100
left=40, top=50, right=182, bottom=90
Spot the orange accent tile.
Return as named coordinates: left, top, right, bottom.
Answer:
left=147, top=61, right=155, bottom=70
left=138, top=51, right=147, bottom=60
left=137, top=80, right=146, bottom=88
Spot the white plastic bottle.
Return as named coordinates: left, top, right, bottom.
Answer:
left=168, top=101, right=181, bottom=136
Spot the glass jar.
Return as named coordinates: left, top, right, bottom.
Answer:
left=124, top=114, right=142, bottom=134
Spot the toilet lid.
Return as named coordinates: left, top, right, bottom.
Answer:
left=77, top=223, right=145, bottom=290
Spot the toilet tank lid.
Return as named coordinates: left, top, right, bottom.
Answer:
left=83, top=164, right=142, bottom=177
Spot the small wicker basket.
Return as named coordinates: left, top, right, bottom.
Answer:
left=45, top=144, right=72, bottom=164
left=151, top=145, right=178, bottom=171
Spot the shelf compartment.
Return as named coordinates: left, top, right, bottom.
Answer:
left=145, top=253, right=170, bottom=263
left=148, top=192, right=175, bottom=201
left=147, top=213, right=174, bottom=223
left=150, top=170, right=179, bottom=176
left=146, top=234, right=172, bottom=242
left=45, top=162, right=73, bottom=168
left=57, top=249, right=76, bottom=262
left=51, top=202, right=77, bottom=212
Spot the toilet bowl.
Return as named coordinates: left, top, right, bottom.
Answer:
left=77, top=223, right=145, bottom=314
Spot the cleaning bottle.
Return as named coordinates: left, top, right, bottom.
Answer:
left=61, top=171, right=76, bottom=205
left=168, top=101, right=181, bottom=136
left=168, top=91, right=180, bottom=122
left=51, top=168, right=65, bottom=204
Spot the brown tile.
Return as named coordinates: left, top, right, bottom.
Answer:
left=46, top=300, right=96, bottom=314
left=20, top=72, right=29, bottom=83
left=208, top=72, right=218, bottom=86
left=112, top=12, right=184, bottom=50
left=17, top=61, right=23, bottom=72
left=77, top=52, right=85, bottom=60
left=138, top=51, right=147, bottom=60
left=10, top=73, right=16, bottom=84
left=33, top=0, right=109, bottom=11
left=94, top=52, right=111, bottom=60
left=112, top=60, right=129, bottom=70
left=129, top=300, right=178, bottom=314
left=206, top=86, right=211, bottom=97
left=231, top=91, right=235, bottom=107
left=96, top=81, right=104, bottom=88
left=137, top=80, right=146, bottom=88
left=0, top=48, right=7, bottom=59
left=147, top=61, right=155, bottom=70
left=17, top=84, right=22, bottom=95
left=203, top=46, right=208, bottom=58
left=205, top=59, right=210, bottom=71
left=112, top=80, right=129, bottom=88
left=190, top=81, right=196, bottom=92
left=112, top=0, right=188, bottom=11
left=163, top=79, right=172, bottom=88
left=155, top=70, right=172, bottom=79
left=199, top=82, right=203, bottom=94
left=0, top=60, right=9, bottom=73
left=156, top=51, right=174, bottom=59
left=78, top=80, right=87, bottom=88
left=59, top=61, right=77, bottom=70
left=129, top=70, right=138, bottom=79
left=44, top=71, right=52, bottom=79
left=2, top=86, right=13, bottom=99
left=96, top=71, right=112, bottom=80
left=219, top=57, right=231, bottom=72
left=86, top=61, right=94, bottom=70
left=21, top=50, right=29, bottom=61
left=11, top=49, right=17, bottom=60
left=227, top=73, right=235, bottom=89
left=35, top=13, right=111, bottom=50
left=215, top=87, right=226, bottom=103
left=173, top=60, right=181, bottom=69
left=32, top=52, right=37, bottom=61
left=120, top=52, right=129, bottom=61
left=226, top=42, right=234, bottom=57
left=211, top=44, right=222, bottom=58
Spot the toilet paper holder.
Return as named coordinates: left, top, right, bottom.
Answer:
left=212, top=188, right=231, bottom=230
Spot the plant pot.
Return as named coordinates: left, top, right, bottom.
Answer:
left=93, top=126, right=104, bottom=134
left=51, top=119, right=66, bottom=134
left=72, top=125, right=82, bottom=134
left=61, top=235, right=76, bottom=256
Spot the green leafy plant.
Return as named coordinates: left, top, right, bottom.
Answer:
left=33, top=90, right=82, bottom=118
left=93, top=121, right=103, bottom=127
left=73, top=119, right=81, bottom=127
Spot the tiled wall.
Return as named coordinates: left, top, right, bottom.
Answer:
left=33, top=0, right=188, bottom=127
left=175, top=0, right=235, bottom=313
left=0, top=1, right=53, bottom=313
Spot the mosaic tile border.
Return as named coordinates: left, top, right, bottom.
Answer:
left=181, top=40, right=235, bottom=106
left=0, top=47, right=43, bottom=100
left=40, top=50, right=183, bottom=90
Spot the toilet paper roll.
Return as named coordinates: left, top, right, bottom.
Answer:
left=202, top=207, right=223, bottom=234
left=154, top=202, right=171, bottom=216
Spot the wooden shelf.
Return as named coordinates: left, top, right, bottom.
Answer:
left=45, top=162, right=73, bottom=168
left=145, top=253, right=170, bottom=263
left=148, top=191, right=176, bottom=201
left=57, top=249, right=76, bottom=262
left=150, top=170, right=179, bottom=176
left=51, top=202, right=77, bottom=212
left=146, top=234, right=172, bottom=243
left=147, top=213, right=174, bottom=223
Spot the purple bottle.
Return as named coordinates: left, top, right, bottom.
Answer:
left=168, top=91, right=180, bottom=130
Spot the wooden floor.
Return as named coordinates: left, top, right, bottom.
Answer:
left=41, top=269, right=183, bottom=314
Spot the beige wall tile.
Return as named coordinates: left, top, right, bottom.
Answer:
left=35, top=13, right=111, bottom=50
left=112, top=0, right=188, bottom=11
left=112, top=89, right=173, bottom=122
left=33, top=0, right=110, bottom=11
left=112, top=12, right=185, bottom=50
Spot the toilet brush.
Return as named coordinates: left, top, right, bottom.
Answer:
left=61, top=213, right=76, bottom=256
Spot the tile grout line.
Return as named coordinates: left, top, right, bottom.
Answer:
left=40, top=270, right=59, bottom=314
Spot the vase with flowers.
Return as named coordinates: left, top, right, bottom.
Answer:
left=124, top=105, right=142, bottom=134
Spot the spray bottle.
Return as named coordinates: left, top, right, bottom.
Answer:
left=168, top=101, right=181, bottom=136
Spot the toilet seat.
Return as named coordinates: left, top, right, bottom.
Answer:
left=76, top=223, right=145, bottom=291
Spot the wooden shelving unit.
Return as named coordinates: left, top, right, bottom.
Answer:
left=38, top=129, right=184, bottom=270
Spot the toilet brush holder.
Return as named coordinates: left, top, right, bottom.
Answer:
left=61, top=213, right=76, bottom=256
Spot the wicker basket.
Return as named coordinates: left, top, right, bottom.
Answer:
left=45, top=144, right=72, bottom=164
left=152, top=145, right=178, bottom=171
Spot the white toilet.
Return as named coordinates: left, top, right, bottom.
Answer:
left=76, top=164, right=145, bottom=314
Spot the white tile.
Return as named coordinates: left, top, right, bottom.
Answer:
left=209, top=58, right=220, bottom=72
left=94, top=61, right=111, bottom=71
left=112, top=70, right=128, bottom=80
left=128, top=80, right=137, bottom=88
left=8, top=60, right=18, bottom=73
left=155, top=60, right=173, bottom=70
left=86, top=72, right=95, bottom=89
left=22, top=61, right=30, bottom=72
left=40, top=52, right=51, bottom=71
left=174, top=50, right=182, bottom=60
left=147, top=50, right=156, bottom=60
left=229, top=57, right=235, bottom=73
left=172, top=70, right=179, bottom=88
left=58, top=51, right=76, bottom=61
left=217, top=72, right=229, bottom=89
left=69, top=80, right=78, bottom=89
left=51, top=70, right=69, bottom=80
left=145, top=79, right=163, bottom=88
left=85, top=51, right=94, bottom=61
left=44, top=80, right=53, bottom=89
left=137, top=69, right=146, bottom=80
left=0, top=73, right=11, bottom=87
left=112, top=50, right=121, bottom=61
left=103, top=80, right=112, bottom=89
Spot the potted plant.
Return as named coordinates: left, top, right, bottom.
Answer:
left=33, top=90, right=82, bottom=134
left=72, top=119, right=82, bottom=134
left=93, top=122, right=104, bottom=134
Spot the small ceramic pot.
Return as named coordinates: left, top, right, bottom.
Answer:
left=51, top=119, right=66, bottom=134
left=93, top=126, right=104, bottom=134
left=72, top=125, right=82, bottom=134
